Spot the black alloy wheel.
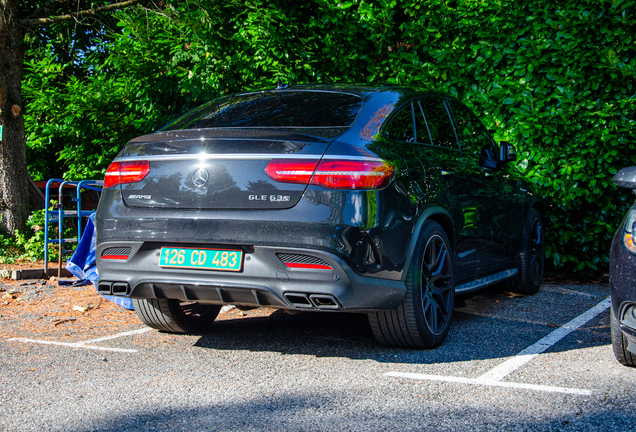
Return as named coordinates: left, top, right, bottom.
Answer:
left=611, top=305, right=636, bottom=367
left=368, top=221, right=455, bottom=348
left=529, top=216, right=544, bottom=287
left=420, top=233, right=454, bottom=336
left=515, top=208, right=545, bottom=295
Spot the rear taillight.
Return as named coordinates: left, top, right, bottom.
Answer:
left=104, top=161, right=150, bottom=188
left=265, top=159, right=320, bottom=184
left=311, top=160, right=395, bottom=189
left=265, top=159, right=394, bottom=190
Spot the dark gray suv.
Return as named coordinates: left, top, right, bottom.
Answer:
left=95, top=84, right=544, bottom=349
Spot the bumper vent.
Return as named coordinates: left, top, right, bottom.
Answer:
left=277, top=253, right=332, bottom=270
left=101, top=247, right=132, bottom=260
left=102, top=247, right=132, bottom=257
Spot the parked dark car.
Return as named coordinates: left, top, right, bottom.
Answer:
left=610, top=167, right=636, bottom=366
left=95, top=83, right=544, bottom=349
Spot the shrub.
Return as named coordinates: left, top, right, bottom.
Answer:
left=22, top=0, right=636, bottom=273
left=0, top=208, right=72, bottom=264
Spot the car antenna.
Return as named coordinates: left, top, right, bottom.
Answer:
left=276, top=78, right=289, bottom=90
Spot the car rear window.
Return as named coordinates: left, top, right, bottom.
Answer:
left=162, top=91, right=363, bottom=131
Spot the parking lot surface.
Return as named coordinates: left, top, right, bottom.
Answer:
left=1, top=279, right=635, bottom=431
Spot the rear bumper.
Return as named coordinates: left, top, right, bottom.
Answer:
left=95, top=187, right=417, bottom=282
left=96, top=241, right=406, bottom=312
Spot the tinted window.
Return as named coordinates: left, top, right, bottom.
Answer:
left=385, top=104, right=415, bottom=142
left=162, top=91, right=363, bottom=130
left=419, top=98, right=458, bottom=149
left=414, top=101, right=432, bottom=145
left=447, top=101, right=493, bottom=154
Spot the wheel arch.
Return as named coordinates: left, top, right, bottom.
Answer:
left=402, top=206, right=455, bottom=282
left=528, top=198, right=545, bottom=220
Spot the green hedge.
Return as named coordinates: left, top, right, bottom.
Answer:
left=23, top=0, right=636, bottom=273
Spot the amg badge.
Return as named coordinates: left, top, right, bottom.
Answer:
left=249, top=194, right=291, bottom=202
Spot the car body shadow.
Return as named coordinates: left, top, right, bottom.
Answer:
left=191, top=285, right=610, bottom=365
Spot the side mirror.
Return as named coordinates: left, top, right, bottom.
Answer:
left=614, top=167, right=636, bottom=189
left=499, top=141, right=517, bottom=163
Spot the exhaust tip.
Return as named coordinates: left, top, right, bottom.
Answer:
left=310, top=294, right=341, bottom=309
left=111, top=282, right=131, bottom=296
left=284, top=292, right=342, bottom=309
left=97, top=282, right=112, bottom=295
left=284, top=293, right=313, bottom=308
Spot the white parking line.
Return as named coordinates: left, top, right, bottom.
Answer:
left=478, top=298, right=611, bottom=382
left=78, top=328, right=152, bottom=345
left=6, top=338, right=139, bottom=353
left=7, top=327, right=152, bottom=353
left=386, top=297, right=611, bottom=395
left=385, top=372, right=592, bottom=396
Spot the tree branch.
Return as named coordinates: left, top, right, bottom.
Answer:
left=25, top=1, right=80, bottom=21
left=19, top=0, right=141, bottom=28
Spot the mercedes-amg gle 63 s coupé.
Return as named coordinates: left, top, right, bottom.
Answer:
left=95, top=84, right=545, bottom=349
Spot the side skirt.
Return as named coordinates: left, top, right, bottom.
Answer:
left=456, top=269, right=519, bottom=295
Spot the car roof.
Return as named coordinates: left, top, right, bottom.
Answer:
left=237, top=83, right=445, bottom=100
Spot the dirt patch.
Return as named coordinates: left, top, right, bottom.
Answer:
left=220, top=306, right=277, bottom=320
left=0, top=259, right=59, bottom=272
left=0, top=262, right=277, bottom=341
left=0, top=277, right=139, bottom=340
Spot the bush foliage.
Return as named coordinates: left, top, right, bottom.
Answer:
left=0, top=208, right=68, bottom=263
left=21, top=0, right=636, bottom=273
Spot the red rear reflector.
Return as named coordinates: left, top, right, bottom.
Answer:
left=104, top=161, right=150, bottom=188
left=265, top=159, right=394, bottom=190
left=101, top=255, right=129, bottom=260
left=285, top=263, right=333, bottom=270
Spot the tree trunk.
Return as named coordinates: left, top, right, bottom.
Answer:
left=0, top=0, right=28, bottom=236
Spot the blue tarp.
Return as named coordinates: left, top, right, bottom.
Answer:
left=65, top=214, right=134, bottom=310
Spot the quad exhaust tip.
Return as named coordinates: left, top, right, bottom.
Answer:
left=97, top=281, right=131, bottom=296
left=97, top=282, right=112, bottom=295
left=284, top=292, right=341, bottom=309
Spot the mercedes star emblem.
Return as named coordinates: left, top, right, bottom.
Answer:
left=192, top=168, right=209, bottom=187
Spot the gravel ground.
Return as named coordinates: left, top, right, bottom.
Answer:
left=1, top=278, right=635, bottom=431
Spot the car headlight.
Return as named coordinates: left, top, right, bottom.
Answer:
left=623, top=210, right=636, bottom=254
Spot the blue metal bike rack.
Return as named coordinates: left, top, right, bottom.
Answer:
left=43, top=178, right=103, bottom=277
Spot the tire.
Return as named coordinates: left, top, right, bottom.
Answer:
left=513, top=208, right=545, bottom=295
left=132, top=298, right=221, bottom=333
left=368, top=221, right=455, bottom=349
left=611, top=306, right=636, bottom=367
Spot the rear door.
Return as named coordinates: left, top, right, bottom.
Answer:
left=416, top=97, right=496, bottom=277
left=446, top=100, right=525, bottom=267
